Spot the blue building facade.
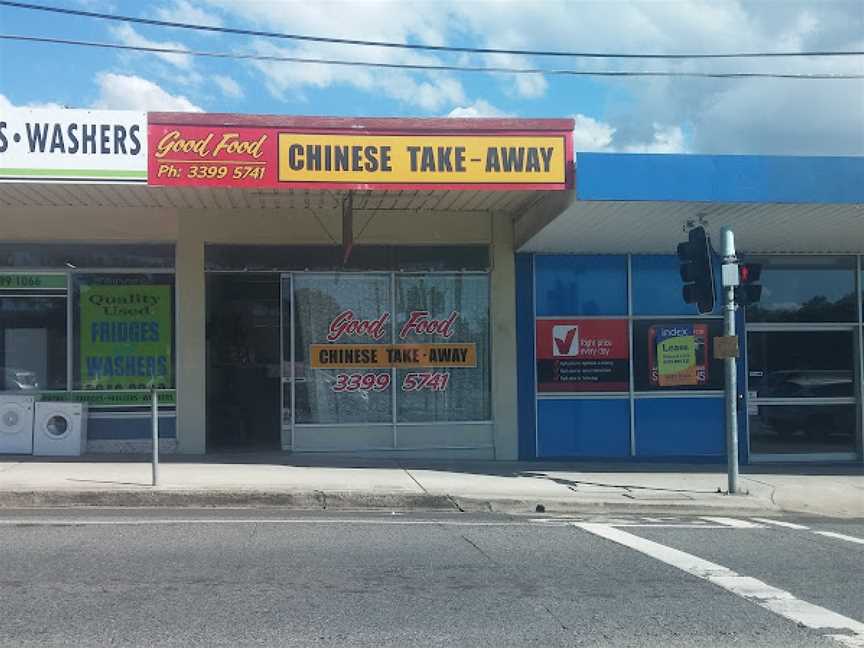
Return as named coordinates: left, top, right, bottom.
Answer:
left=516, top=153, right=864, bottom=463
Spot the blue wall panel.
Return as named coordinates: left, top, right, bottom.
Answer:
left=515, top=254, right=537, bottom=460
left=88, top=415, right=177, bottom=440
left=535, top=254, right=627, bottom=316
left=634, top=398, right=724, bottom=457
left=631, top=254, right=723, bottom=316
left=576, top=153, right=864, bottom=204
left=537, top=399, right=630, bottom=458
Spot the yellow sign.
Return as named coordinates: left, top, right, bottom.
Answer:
left=310, top=343, right=477, bottom=369
left=657, top=336, right=698, bottom=387
left=278, top=134, right=566, bottom=185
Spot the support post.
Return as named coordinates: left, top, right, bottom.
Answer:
left=151, top=387, right=159, bottom=487
left=720, top=227, right=739, bottom=495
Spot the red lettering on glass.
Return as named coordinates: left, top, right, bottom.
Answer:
left=326, top=309, right=390, bottom=341
left=398, top=310, right=459, bottom=339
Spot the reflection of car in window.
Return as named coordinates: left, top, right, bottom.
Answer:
left=756, top=370, right=854, bottom=440
left=2, top=367, right=39, bottom=390
left=756, top=370, right=853, bottom=398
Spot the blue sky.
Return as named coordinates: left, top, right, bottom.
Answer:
left=1, top=0, right=862, bottom=155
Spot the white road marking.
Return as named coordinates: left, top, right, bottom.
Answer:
left=700, top=516, right=765, bottom=528
left=815, top=531, right=864, bottom=546
left=827, top=634, right=864, bottom=648
left=576, top=522, right=864, bottom=647
left=751, top=517, right=810, bottom=530
left=615, top=524, right=732, bottom=529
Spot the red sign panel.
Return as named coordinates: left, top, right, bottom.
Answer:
left=536, top=319, right=629, bottom=392
left=148, top=125, right=277, bottom=187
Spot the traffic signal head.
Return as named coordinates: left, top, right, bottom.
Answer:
left=677, top=226, right=715, bottom=314
left=736, top=263, right=763, bottom=305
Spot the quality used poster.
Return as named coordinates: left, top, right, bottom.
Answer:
left=79, top=284, right=172, bottom=390
left=536, top=319, right=629, bottom=392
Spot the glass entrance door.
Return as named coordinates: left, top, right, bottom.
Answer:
left=747, top=329, right=859, bottom=459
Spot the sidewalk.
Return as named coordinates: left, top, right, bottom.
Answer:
left=0, top=455, right=861, bottom=518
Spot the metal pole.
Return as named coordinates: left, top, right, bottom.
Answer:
left=720, top=227, right=739, bottom=494
left=151, top=387, right=159, bottom=487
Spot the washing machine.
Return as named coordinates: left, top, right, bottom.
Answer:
left=0, top=394, right=35, bottom=454
left=33, top=402, right=88, bottom=456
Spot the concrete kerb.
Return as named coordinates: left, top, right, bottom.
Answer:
left=0, top=489, right=776, bottom=517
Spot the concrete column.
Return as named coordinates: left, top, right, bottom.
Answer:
left=490, top=211, right=519, bottom=460
left=175, top=210, right=207, bottom=454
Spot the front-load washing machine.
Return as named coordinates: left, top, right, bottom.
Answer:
left=33, top=402, right=87, bottom=456
left=0, top=394, right=35, bottom=454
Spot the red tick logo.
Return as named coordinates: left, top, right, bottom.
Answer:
left=552, top=325, right=579, bottom=356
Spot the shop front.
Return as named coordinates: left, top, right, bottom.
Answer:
left=516, top=153, right=864, bottom=464
left=0, top=108, right=573, bottom=459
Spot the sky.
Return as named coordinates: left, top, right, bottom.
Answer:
left=0, top=0, right=862, bottom=155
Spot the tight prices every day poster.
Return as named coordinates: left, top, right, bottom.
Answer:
left=79, top=284, right=172, bottom=390
left=536, top=319, right=629, bottom=392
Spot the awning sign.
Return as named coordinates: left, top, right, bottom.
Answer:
left=0, top=108, right=147, bottom=183
left=278, top=134, right=566, bottom=185
left=148, top=120, right=570, bottom=190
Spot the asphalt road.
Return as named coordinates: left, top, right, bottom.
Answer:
left=0, top=509, right=861, bottom=647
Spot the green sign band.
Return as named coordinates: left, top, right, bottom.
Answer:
left=38, top=390, right=176, bottom=407
left=0, top=273, right=67, bottom=290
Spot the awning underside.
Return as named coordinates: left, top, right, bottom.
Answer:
left=517, top=200, right=864, bottom=255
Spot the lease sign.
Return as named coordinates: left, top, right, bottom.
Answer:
left=148, top=118, right=570, bottom=189
left=536, top=319, right=629, bottom=392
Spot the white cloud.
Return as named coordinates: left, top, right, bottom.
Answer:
left=621, top=124, right=686, bottom=154
left=571, top=113, right=686, bottom=154
left=248, top=38, right=465, bottom=111
left=154, top=0, right=223, bottom=29
left=571, top=114, right=615, bottom=151
left=90, top=0, right=860, bottom=153
left=110, top=24, right=193, bottom=70
left=212, top=74, right=244, bottom=99
left=447, top=100, right=510, bottom=118
left=202, top=1, right=467, bottom=111
left=0, top=94, right=66, bottom=111
left=91, top=73, right=203, bottom=111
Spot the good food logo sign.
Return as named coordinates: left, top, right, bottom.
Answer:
left=148, top=122, right=568, bottom=190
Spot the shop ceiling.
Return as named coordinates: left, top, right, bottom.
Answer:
left=517, top=200, right=864, bottom=255
left=0, top=184, right=546, bottom=216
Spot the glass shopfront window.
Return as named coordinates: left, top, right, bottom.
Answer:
left=293, top=274, right=393, bottom=424
left=748, top=331, right=856, bottom=399
left=288, top=271, right=491, bottom=428
left=0, top=296, right=67, bottom=391
left=745, top=256, right=857, bottom=323
left=395, top=274, right=490, bottom=422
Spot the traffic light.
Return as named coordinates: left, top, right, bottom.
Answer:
left=677, top=226, right=715, bottom=314
left=735, top=263, right=763, bottom=305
